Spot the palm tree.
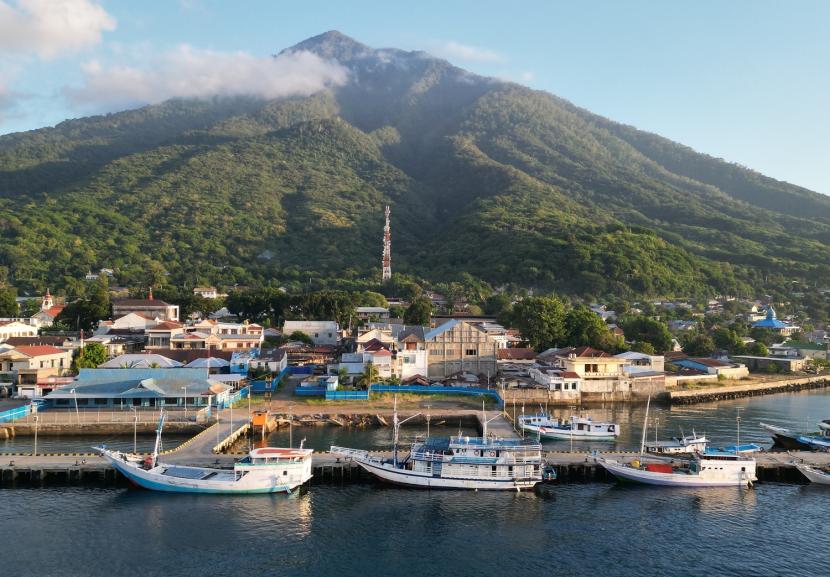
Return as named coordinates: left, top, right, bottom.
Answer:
left=358, top=362, right=379, bottom=389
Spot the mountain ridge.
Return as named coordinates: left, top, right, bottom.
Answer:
left=0, top=31, right=827, bottom=301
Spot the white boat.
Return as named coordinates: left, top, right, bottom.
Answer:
left=795, top=463, right=830, bottom=485
left=645, top=433, right=708, bottom=455
left=519, top=413, right=619, bottom=441
left=598, top=395, right=756, bottom=487
left=597, top=451, right=757, bottom=487
left=97, top=412, right=313, bottom=494
left=332, top=403, right=544, bottom=491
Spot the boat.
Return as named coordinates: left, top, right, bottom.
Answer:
left=794, top=463, right=830, bottom=485
left=97, top=411, right=313, bottom=494
left=597, top=451, right=757, bottom=487
left=761, top=420, right=830, bottom=451
left=518, top=413, right=619, bottom=441
left=331, top=402, right=544, bottom=491
left=645, top=433, right=708, bottom=455
left=714, top=443, right=762, bottom=455
left=598, top=396, right=756, bottom=487
left=760, top=422, right=814, bottom=450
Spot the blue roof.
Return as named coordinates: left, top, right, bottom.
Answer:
left=753, top=305, right=789, bottom=329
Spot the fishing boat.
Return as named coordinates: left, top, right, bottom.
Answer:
left=645, top=433, right=708, bottom=455
left=598, top=451, right=757, bottom=487
left=518, top=413, right=619, bottom=441
left=97, top=412, right=313, bottom=494
left=714, top=443, right=762, bottom=455
left=332, top=402, right=544, bottom=491
left=598, top=396, right=756, bottom=487
left=794, top=463, right=830, bottom=485
left=761, top=420, right=830, bottom=451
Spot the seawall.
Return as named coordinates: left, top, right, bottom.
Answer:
left=669, top=376, right=830, bottom=405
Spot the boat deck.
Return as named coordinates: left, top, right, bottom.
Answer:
left=160, top=466, right=235, bottom=482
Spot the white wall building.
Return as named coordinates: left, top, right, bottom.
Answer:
left=283, top=320, right=340, bottom=346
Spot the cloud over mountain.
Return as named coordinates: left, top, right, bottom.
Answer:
left=65, top=46, right=349, bottom=110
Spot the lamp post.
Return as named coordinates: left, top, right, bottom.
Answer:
left=33, top=414, right=39, bottom=457
left=182, top=385, right=188, bottom=420
left=71, top=388, right=79, bottom=425
left=130, top=407, right=138, bottom=454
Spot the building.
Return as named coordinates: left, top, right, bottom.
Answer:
left=752, top=306, right=798, bottom=336
left=43, top=367, right=231, bottom=409
left=731, top=355, right=807, bottom=373
left=145, top=321, right=185, bottom=349
left=424, top=320, right=499, bottom=379
left=30, top=289, right=65, bottom=327
left=282, top=320, right=340, bottom=346
left=673, top=357, right=749, bottom=379
left=112, top=297, right=179, bottom=322
left=538, top=346, right=635, bottom=399
left=0, top=345, right=73, bottom=392
left=193, top=286, right=220, bottom=299
left=614, top=351, right=666, bottom=375
left=98, top=354, right=184, bottom=369
left=249, top=349, right=288, bottom=374
left=0, top=320, right=39, bottom=342
left=528, top=367, right=582, bottom=399
left=770, top=341, right=828, bottom=360
left=355, top=306, right=390, bottom=321
left=168, top=320, right=263, bottom=351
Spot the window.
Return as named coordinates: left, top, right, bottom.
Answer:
left=465, top=349, right=476, bottom=356
left=56, top=399, right=69, bottom=406
left=94, top=399, right=108, bottom=405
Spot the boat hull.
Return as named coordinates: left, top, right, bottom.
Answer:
left=796, top=464, right=830, bottom=485
left=101, top=451, right=308, bottom=494
left=771, top=433, right=813, bottom=450
left=354, top=458, right=539, bottom=491
left=598, top=458, right=755, bottom=487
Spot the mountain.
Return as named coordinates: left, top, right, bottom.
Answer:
left=1, top=30, right=829, bottom=300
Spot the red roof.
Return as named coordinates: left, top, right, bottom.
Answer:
left=497, top=348, right=537, bottom=360
left=14, top=345, right=67, bottom=357
left=371, top=348, right=392, bottom=356
left=555, top=346, right=610, bottom=358
left=149, top=321, right=183, bottom=330
left=561, top=371, right=581, bottom=378
left=689, top=357, right=731, bottom=368
left=41, top=305, right=64, bottom=318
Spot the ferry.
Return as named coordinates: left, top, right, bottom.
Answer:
left=97, top=412, right=313, bottom=494
left=332, top=403, right=544, bottom=491
left=518, top=413, right=619, bottom=441
left=645, top=433, right=708, bottom=455
left=597, top=450, right=757, bottom=487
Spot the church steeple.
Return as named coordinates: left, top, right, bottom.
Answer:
left=41, top=288, right=54, bottom=311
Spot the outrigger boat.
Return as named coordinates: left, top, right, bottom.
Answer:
left=518, top=413, right=619, bottom=441
left=598, top=397, right=756, bottom=487
left=332, top=401, right=545, bottom=491
left=97, top=411, right=313, bottom=494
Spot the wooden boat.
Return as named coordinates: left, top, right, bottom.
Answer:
left=760, top=422, right=813, bottom=450
left=97, top=412, right=312, bottom=494
left=332, top=402, right=543, bottom=491
left=645, top=433, right=708, bottom=455
left=598, top=451, right=757, bottom=487
left=519, top=413, right=619, bottom=441
left=795, top=463, right=830, bottom=485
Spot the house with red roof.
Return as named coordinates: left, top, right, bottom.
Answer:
left=0, top=344, right=73, bottom=396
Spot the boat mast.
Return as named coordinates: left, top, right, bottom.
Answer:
left=639, top=395, right=651, bottom=459
left=391, top=395, right=420, bottom=467
left=152, top=409, right=166, bottom=468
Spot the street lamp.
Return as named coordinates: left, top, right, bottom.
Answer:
left=130, top=407, right=138, bottom=454
left=182, top=385, right=188, bottom=420
left=33, top=414, right=39, bottom=457
left=71, top=388, right=79, bottom=425
left=288, top=402, right=294, bottom=448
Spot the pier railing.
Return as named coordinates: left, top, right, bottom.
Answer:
left=0, top=404, right=31, bottom=423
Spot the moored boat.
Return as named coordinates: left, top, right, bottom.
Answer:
left=597, top=451, right=757, bottom=487
left=794, top=463, right=830, bottom=485
left=518, top=413, right=619, bottom=441
left=97, top=412, right=313, bottom=494
left=332, top=403, right=544, bottom=491
left=760, top=422, right=814, bottom=450
left=645, top=433, right=708, bottom=455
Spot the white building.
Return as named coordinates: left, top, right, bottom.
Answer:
left=0, top=320, right=39, bottom=342
left=614, top=351, right=666, bottom=375
left=283, top=320, right=340, bottom=346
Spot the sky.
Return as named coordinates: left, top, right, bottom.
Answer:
left=1, top=0, right=828, bottom=193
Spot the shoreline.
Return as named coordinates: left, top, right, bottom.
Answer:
left=669, top=376, right=830, bottom=405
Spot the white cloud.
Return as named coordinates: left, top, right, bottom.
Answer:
left=65, top=46, right=349, bottom=110
left=0, top=0, right=116, bottom=59
left=520, top=71, right=535, bottom=83
left=433, top=41, right=507, bottom=64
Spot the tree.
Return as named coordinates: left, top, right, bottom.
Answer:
left=509, top=296, right=566, bottom=351
left=620, top=316, right=673, bottom=353
left=358, top=362, right=379, bottom=388
left=683, top=334, right=716, bottom=357
left=287, top=331, right=314, bottom=345
left=747, top=341, right=768, bottom=356
left=57, top=277, right=110, bottom=332
left=712, top=327, right=745, bottom=354
left=72, top=343, right=108, bottom=371
left=632, top=341, right=656, bottom=355
left=0, top=286, right=17, bottom=317
left=563, top=305, right=620, bottom=352
left=403, top=297, right=433, bottom=326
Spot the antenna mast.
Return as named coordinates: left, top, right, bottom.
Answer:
left=382, top=205, right=391, bottom=283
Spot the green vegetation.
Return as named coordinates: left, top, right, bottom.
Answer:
left=403, top=297, right=433, bottom=326
left=2, top=32, right=830, bottom=305
left=72, top=343, right=108, bottom=371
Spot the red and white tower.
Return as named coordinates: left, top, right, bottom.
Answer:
left=382, top=205, right=392, bottom=282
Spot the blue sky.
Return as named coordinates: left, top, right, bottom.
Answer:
left=1, top=0, right=828, bottom=193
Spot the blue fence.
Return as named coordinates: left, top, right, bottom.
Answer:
left=290, top=366, right=314, bottom=375
left=295, top=386, right=327, bottom=397
left=325, top=390, right=370, bottom=401
left=218, top=386, right=250, bottom=408
left=0, top=404, right=31, bottom=423
left=250, top=368, right=289, bottom=393
left=369, top=385, right=504, bottom=407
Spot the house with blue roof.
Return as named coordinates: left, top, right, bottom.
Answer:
left=752, top=306, right=799, bottom=336
left=42, top=367, right=232, bottom=409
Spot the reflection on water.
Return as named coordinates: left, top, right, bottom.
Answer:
left=0, top=434, right=191, bottom=454
left=1, top=483, right=827, bottom=577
